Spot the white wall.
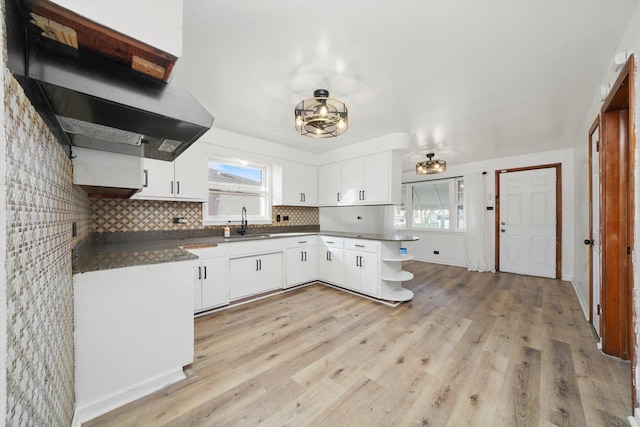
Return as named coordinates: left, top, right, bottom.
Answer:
left=570, top=2, right=640, bottom=418
left=319, top=206, right=387, bottom=234
left=397, top=148, right=575, bottom=278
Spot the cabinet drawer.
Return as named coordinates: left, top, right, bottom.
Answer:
left=319, top=236, right=344, bottom=248
left=344, top=238, right=379, bottom=253
left=285, top=236, right=317, bottom=248
left=225, top=238, right=286, bottom=256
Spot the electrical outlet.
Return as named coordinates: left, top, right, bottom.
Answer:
left=276, top=214, right=281, bottom=222
left=433, top=250, right=439, bottom=255
left=283, top=215, right=289, bottom=221
left=72, top=222, right=77, bottom=237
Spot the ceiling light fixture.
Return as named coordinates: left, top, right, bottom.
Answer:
left=294, top=89, right=348, bottom=138
left=416, top=153, right=446, bottom=175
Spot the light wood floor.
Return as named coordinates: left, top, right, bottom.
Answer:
left=86, top=262, right=632, bottom=426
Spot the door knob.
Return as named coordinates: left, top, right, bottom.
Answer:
left=501, top=221, right=506, bottom=225
left=584, top=239, right=595, bottom=245
left=500, top=229, right=506, bottom=232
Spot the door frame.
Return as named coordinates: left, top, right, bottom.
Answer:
left=494, top=164, right=562, bottom=278
left=587, top=116, right=600, bottom=330
left=599, top=54, right=635, bottom=408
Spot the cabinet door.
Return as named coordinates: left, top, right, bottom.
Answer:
left=283, top=162, right=318, bottom=205
left=318, top=248, right=344, bottom=285
left=286, top=246, right=318, bottom=287
left=173, top=142, right=208, bottom=201
left=361, top=152, right=390, bottom=204
left=343, top=250, right=362, bottom=291
left=229, top=253, right=283, bottom=300
left=192, top=261, right=203, bottom=311
left=340, top=158, right=363, bottom=205
left=318, top=163, right=342, bottom=205
left=135, top=158, right=174, bottom=198
left=201, top=256, right=229, bottom=309
left=359, top=252, right=379, bottom=295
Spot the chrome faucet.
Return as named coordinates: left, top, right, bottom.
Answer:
left=237, top=206, right=248, bottom=235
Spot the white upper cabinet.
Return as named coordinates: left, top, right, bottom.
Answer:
left=273, top=161, right=318, bottom=206
left=133, top=141, right=208, bottom=202
left=318, top=162, right=342, bottom=205
left=319, top=151, right=401, bottom=206
left=72, top=147, right=143, bottom=198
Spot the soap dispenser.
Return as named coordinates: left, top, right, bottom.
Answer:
left=223, top=223, right=230, bottom=237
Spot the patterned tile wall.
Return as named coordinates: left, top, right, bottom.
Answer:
left=91, top=199, right=319, bottom=232
left=4, top=71, right=85, bottom=424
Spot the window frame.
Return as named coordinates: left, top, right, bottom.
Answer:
left=202, top=157, right=273, bottom=226
left=394, top=177, right=464, bottom=232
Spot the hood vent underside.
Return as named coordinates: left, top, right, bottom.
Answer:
left=14, top=0, right=214, bottom=162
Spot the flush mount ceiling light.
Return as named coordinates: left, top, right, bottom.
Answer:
left=294, top=89, right=348, bottom=138
left=416, top=153, right=446, bottom=175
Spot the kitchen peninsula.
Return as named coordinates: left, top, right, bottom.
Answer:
left=72, top=230, right=418, bottom=423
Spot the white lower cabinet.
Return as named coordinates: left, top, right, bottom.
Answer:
left=286, top=245, right=318, bottom=288
left=344, top=251, right=379, bottom=294
left=318, top=236, right=345, bottom=286
left=229, top=252, right=283, bottom=300
left=193, top=256, right=229, bottom=312
left=343, top=239, right=380, bottom=295
left=318, top=247, right=344, bottom=286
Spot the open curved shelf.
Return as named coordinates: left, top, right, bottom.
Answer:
left=382, top=270, right=414, bottom=282
left=382, top=254, right=414, bottom=262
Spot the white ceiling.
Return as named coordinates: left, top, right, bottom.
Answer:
left=171, top=0, right=638, bottom=171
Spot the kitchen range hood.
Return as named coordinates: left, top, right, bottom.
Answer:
left=6, top=0, right=214, bottom=162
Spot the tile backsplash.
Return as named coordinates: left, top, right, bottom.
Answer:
left=4, top=71, right=86, bottom=425
left=90, top=199, right=319, bottom=233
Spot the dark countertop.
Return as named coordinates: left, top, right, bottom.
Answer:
left=319, top=231, right=420, bottom=242
left=73, top=231, right=419, bottom=274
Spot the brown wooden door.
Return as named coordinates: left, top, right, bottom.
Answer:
left=597, top=55, right=635, bottom=410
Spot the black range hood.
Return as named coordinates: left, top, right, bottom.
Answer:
left=6, top=0, right=214, bottom=162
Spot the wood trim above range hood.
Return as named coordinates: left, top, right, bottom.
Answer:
left=24, top=0, right=178, bottom=81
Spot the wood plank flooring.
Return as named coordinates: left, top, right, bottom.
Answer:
left=85, top=262, right=631, bottom=426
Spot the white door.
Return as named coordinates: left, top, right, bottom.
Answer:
left=591, top=127, right=601, bottom=336
left=499, top=168, right=557, bottom=278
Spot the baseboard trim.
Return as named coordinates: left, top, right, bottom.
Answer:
left=72, top=368, right=186, bottom=426
left=570, top=279, right=589, bottom=321
left=410, top=257, right=467, bottom=268
left=628, top=409, right=640, bottom=427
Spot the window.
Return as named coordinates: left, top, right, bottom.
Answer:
left=204, top=159, right=271, bottom=224
left=394, top=177, right=464, bottom=231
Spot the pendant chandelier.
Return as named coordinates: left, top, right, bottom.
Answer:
left=416, top=153, right=446, bottom=174
left=294, top=89, right=348, bottom=138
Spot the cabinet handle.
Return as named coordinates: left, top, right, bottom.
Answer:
left=198, top=266, right=202, bottom=280
left=177, top=181, right=180, bottom=195
left=203, top=266, right=207, bottom=279
left=143, top=169, right=148, bottom=188
left=298, top=241, right=307, bottom=244
left=362, top=190, right=365, bottom=200
left=326, top=241, right=334, bottom=244
left=259, top=259, right=262, bottom=270
left=355, top=244, right=365, bottom=248
left=301, top=251, right=304, bottom=262
left=256, top=259, right=260, bottom=271
left=326, top=251, right=330, bottom=261
left=356, top=256, right=360, bottom=267
left=337, top=192, right=340, bottom=202
left=359, top=256, right=363, bottom=267
left=171, top=181, right=174, bottom=194
left=328, top=251, right=332, bottom=261
left=301, top=192, right=304, bottom=202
